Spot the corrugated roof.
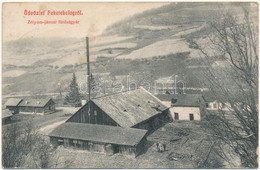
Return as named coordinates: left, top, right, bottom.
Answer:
left=156, top=94, right=205, bottom=107
left=92, top=87, right=168, bottom=128
left=5, top=98, right=23, bottom=106
left=18, top=98, right=53, bottom=107
left=2, top=109, right=13, bottom=118
left=49, top=122, right=147, bottom=146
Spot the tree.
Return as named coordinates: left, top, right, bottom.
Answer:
left=2, top=122, right=52, bottom=168
left=65, top=73, right=81, bottom=106
left=195, top=7, right=258, bottom=168
left=2, top=122, right=74, bottom=168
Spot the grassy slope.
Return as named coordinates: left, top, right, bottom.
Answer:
left=2, top=3, right=248, bottom=97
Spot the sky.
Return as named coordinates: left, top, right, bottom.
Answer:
left=2, top=2, right=169, bottom=42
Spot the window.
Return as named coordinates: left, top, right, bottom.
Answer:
left=189, top=114, right=194, bottom=120
left=94, top=110, right=97, bottom=124
left=174, top=112, right=179, bottom=120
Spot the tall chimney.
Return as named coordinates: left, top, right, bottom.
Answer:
left=86, top=37, right=91, bottom=101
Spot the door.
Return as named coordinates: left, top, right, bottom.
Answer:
left=174, top=112, right=179, bottom=120
left=189, top=114, right=194, bottom=120
left=113, top=144, right=119, bottom=154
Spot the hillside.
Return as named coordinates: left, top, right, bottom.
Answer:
left=2, top=2, right=256, bottom=98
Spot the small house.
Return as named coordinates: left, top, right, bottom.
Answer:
left=156, top=94, right=206, bottom=121
left=203, top=93, right=230, bottom=111
left=49, top=123, right=148, bottom=157
left=2, top=109, right=13, bottom=124
left=18, top=98, right=55, bottom=114
left=5, top=98, right=23, bottom=114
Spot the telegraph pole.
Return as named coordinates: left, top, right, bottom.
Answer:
left=86, top=37, right=91, bottom=101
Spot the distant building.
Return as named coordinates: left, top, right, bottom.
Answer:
left=155, top=76, right=175, bottom=92
left=2, top=109, right=13, bottom=124
left=5, top=98, right=23, bottom=114
left=66, top=87, right=170, bottom=131
left=203, top=93, right=230, bottom=111
left=156, top=94, right=206, bottom=121
left=18, top=98, right=55, bottom=114
left=49, top=87, right=171, bottom=157
left=49, top=123, right=147, bottom=157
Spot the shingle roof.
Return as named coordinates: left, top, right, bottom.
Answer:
left=92, top=87, right=168, bottom=128
left=2, top=109, right=13, bottom=118
left=18, top=98, right=53, bottom=107
left=202, top=92, right=218, bottom=102
left=156, top=94, right=205, bottom=107
left=49, top=122, right=147, bottom=146
left=5, top=98, right=23, bottom=106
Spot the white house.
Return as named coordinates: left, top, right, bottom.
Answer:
left=203, top=93, right=230, bottom=111
left=156, top=94, right=206, bottom=121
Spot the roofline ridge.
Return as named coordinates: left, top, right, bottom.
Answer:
left=92, top=87, right=142, bottom=100
left=139, top=86, right=169, bottom=109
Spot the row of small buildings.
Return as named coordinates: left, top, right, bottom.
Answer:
left=3, top=87, right=227, bottom=157
left=4, top=98, right=55, bottom=114
left=49, top=87, right=170, bottom=157
left=48, top=87, right=216, bottom=157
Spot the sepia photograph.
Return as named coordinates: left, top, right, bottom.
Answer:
left=1, top=2, right=259, bottom=168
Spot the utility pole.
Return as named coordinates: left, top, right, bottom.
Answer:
left=86, top=37, right=91, bottom=101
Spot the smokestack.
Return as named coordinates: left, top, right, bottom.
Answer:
left=86, top=37, right=91, bottom=101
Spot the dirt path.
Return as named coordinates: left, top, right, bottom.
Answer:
left=39, top=120, right=66, bottom=135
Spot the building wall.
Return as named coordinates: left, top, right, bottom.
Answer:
left=20, top=107, right=46, bottom=113
left=133, top=109, right=171, bottom=132
left=135, top=136, right=147, bottom=156
left=170, top=107, right=201, bottom=120
left=44, top=100, right=56, bottom=113
left=2, top=117, right=11, bottom=124
left=119, top=145, right=136, bottom=157
left=19, top=100, right=55, bottom=114
left=49, top=136, right=141, bottom=157
left=207, top=101, right=230, bottom=111
left=66, top=101, right=119, bottom=126
left=20, top=106, right=37, bottom=113
left=6, top=106, right=19, bottom=114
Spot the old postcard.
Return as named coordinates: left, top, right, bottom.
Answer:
left=2, top=2, right=259, bottom=169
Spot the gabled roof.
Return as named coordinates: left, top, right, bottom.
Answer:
left=5, top=98, right=23, bottom=107
left=156, top=94, right=205, bottom=107
left=202, top=92, right=218, bottom=102
left=2, top=109, right=13, bottom=118
left=49, top=122, right=147, bottom=146
left=18, top=98, right=54, bottom=107
left=91, top=87, right=168, bottom=128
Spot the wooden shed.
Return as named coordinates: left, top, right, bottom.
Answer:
left=49, top=123, right=148, bottom=157
left=18, top=98, right=55, bottom=114
left=2, top=109, right=13, bottom=124
left=66, top=87, right=171, bottom=132
left=5, top=98, right=23, bottom=114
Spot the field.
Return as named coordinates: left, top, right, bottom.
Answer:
left=118, top=39, right=198, bottom=59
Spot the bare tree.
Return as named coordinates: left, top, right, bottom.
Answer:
left=195, top=7, right=258, bottom=168
left=2, top=122, right=73, bottom=168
